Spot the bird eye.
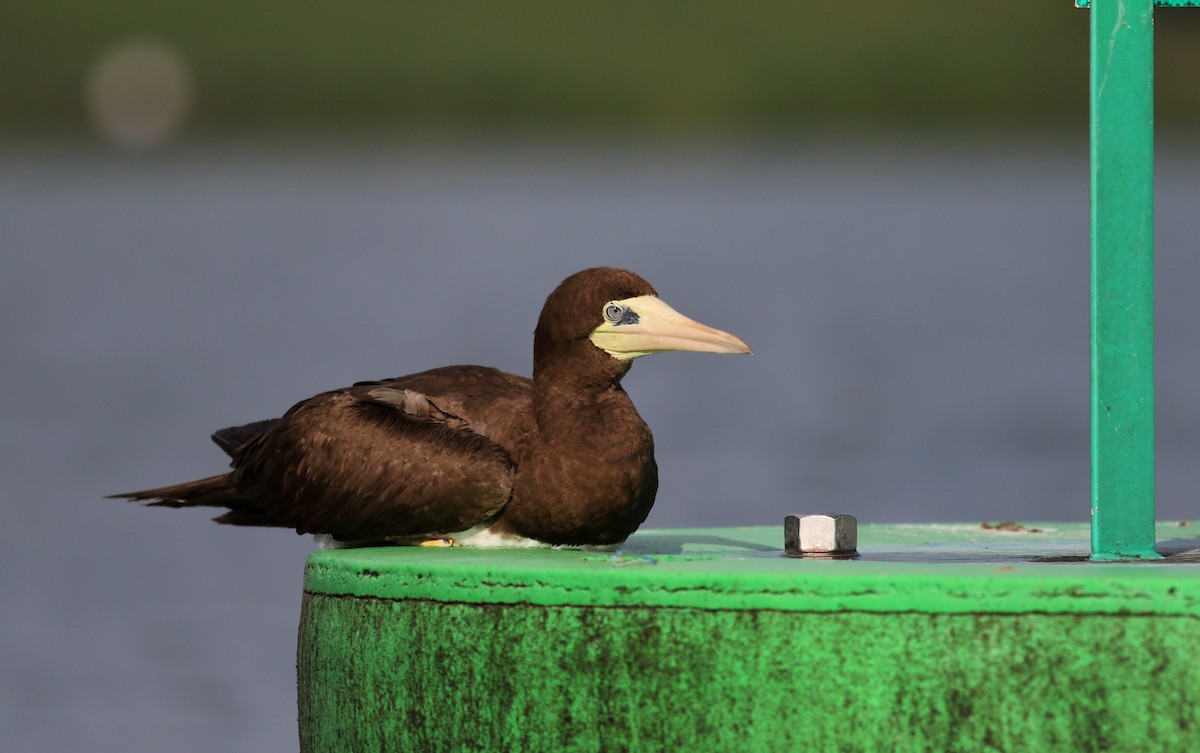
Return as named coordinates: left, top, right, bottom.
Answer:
left=604, top=303, right=626, bottom=323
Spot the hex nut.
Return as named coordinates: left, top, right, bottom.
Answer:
left=784, top=513, right=858, bottom=557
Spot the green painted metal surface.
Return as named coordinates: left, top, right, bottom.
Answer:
left=1087, top=0, right=1160, bottom=560
left=303, top=523, right=1200, bottom=615
left=298, top=524, right=1200, bottom=752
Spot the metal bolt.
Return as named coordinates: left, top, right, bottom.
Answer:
left=784, top=513, right=858, bottom=559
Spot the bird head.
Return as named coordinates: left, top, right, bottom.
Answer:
left=534, top=268, right=750, bottom=382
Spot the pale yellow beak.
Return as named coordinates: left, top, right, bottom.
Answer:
left=588, top=295, right=752, bottom=361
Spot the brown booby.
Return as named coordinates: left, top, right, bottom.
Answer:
left=111, top=267, right=750, bottom=547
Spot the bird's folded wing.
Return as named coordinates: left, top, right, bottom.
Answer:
left=231, top=388, right=514, bottom=541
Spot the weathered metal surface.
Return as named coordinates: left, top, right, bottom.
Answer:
left=299, top=524, right=1200, bottom=751
left=299, top=598, right=1199, bottom=752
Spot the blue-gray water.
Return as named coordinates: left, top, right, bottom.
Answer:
left=3, top=134, right=1199, bottom=752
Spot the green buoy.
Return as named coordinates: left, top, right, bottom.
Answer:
left=298, top=523, right=1200, bottom=751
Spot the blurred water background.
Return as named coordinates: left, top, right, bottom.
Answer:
left=3, top=2, right=1199, bottom=752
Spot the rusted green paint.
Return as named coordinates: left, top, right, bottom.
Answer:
left=299, top=600, right=1199, bottom=753
left=298, top=524, right=1200, bottom=751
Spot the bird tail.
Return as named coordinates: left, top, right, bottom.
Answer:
left=107, top=474, right=279, bottom=527
left=107, top=473, right=241, bottom=509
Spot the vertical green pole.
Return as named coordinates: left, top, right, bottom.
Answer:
left=1089, top=0, right=1160, bottom=560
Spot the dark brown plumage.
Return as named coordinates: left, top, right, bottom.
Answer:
left=111, top=267, right=750, bottom=547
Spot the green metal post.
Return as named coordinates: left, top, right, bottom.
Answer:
left=1087, top=0, right=1160, bottom=560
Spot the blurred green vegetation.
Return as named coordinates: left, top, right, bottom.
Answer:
left=1, top=1, right=1198, bottom=132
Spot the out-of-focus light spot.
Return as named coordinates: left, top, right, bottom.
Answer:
left=84, top=40, right=195, bottom=151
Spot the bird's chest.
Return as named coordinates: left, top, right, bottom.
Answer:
left=505, top=432, right=657, bottom=545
